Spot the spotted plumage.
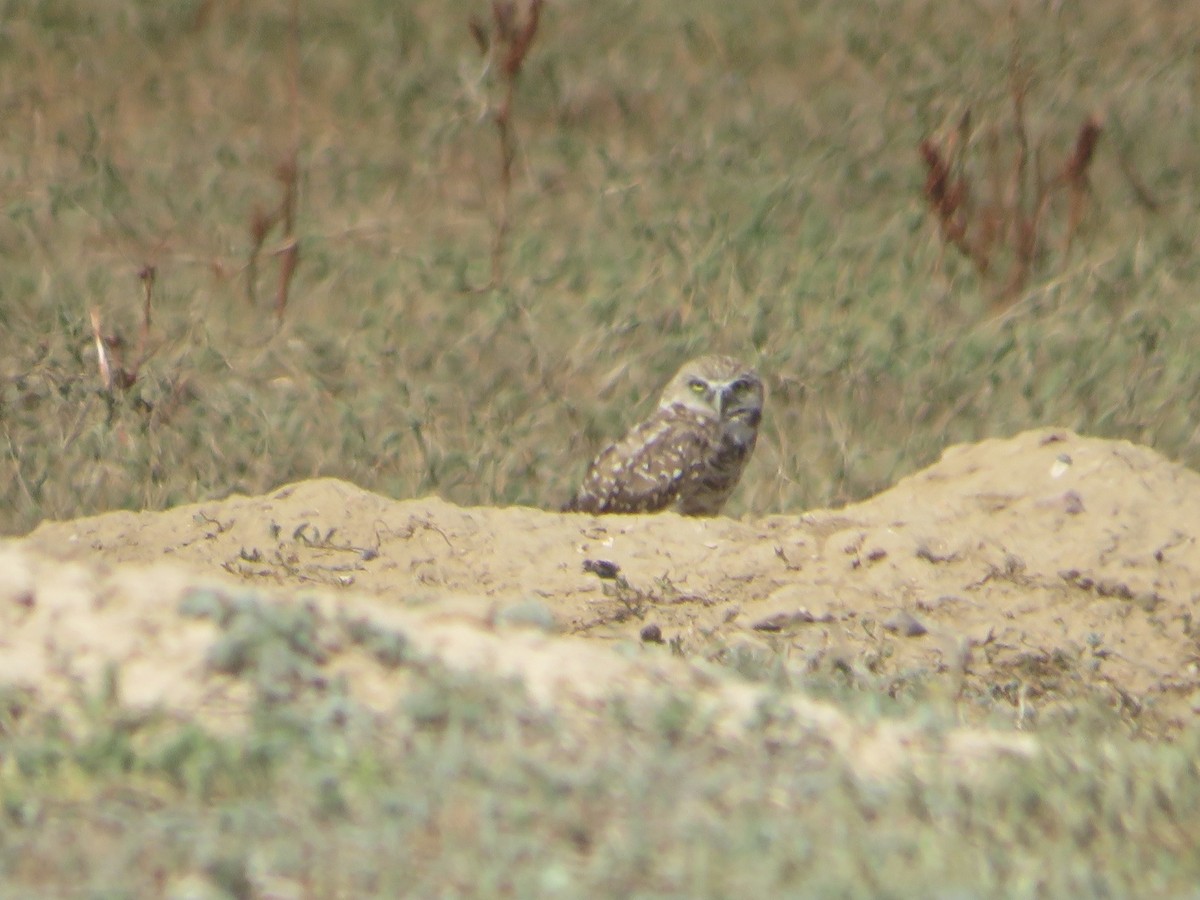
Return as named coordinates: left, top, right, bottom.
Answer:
left=563, top=355, right=764, bottom=516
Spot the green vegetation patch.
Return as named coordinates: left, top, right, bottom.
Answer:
left=2, top=634, right=1199, bottom=897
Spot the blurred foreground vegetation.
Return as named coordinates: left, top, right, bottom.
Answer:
left=1, top=588, right=1199, bottom=896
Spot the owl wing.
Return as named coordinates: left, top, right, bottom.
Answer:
left=563, top=405, right=719, bottom=514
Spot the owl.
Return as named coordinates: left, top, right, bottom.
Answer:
left=563, top=355, right=764, bottom=516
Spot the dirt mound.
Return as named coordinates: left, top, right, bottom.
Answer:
left=4, top=428, right=1199, bottom=756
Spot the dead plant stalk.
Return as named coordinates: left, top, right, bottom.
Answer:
left=471, top=0, right=543, bottom=289
left=918, top=38, right=1102, bottom=305
left=89, top=266, right=157, bottom=394
left=245, top=0, right=302, bottom=323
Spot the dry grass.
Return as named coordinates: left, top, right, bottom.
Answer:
left=3, top=2, right=1199, bottom=533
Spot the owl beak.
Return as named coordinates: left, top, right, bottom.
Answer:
left=716, top=386, right=731, bottom=417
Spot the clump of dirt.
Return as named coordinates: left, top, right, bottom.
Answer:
left=4, top=428, right=1199, bottom=764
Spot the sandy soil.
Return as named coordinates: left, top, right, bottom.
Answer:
left=4, top=428, right=1199, bottom=774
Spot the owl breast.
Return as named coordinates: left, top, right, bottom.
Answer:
left=562, top=405, right=725, bottom=515
left=674, top=422, right=758, bottom=516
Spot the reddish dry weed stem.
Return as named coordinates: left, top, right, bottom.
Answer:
left=245, top=0, right=302, bottom=322
left=470, top=0, right=543, bottom=289
left=920, top=111, right=1103, bottom=304
left=919, top=20, right=1106, bottom=306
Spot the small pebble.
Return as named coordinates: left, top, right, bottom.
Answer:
left=583, top=559, right=621, bottom=579
left=640, top=623, right=664, bottom=644
left=883, top=609, right=928, bottom=637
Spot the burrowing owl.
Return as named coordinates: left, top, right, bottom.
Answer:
left=563, top=355, right=764, bottom=516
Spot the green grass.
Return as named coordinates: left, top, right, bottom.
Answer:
left=3, top=1, right=1200, bottom=893
left=1, top=594, right=1199, bottom=897
left=2, top=1, right=1199, bottom=531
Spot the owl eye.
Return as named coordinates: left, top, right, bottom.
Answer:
left=730, top=379, right=754, bottom=394
left=688, top=379, right=707, bottom=394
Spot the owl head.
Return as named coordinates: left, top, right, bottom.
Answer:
left=659, top=355, right=764, bottom=440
